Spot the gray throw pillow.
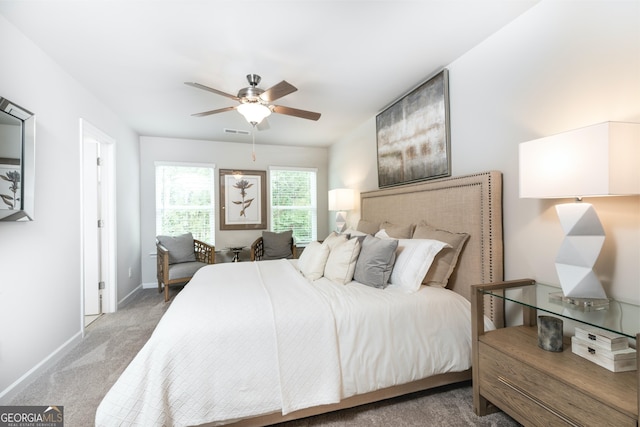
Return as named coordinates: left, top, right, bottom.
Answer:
left=157, top=232, right=196, bottom=264
left=262, top=230, right=293, bottom=260
left=354, top=235, right=398, bottom=288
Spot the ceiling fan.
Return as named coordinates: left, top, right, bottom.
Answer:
left=185, top=74, right=321, bottom=127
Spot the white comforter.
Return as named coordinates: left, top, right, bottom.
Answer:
left=314, top=277, right=483, bottom=399
left=96, top=260, right=341, bottom=426
left=96, top=260, right=486, bottom=426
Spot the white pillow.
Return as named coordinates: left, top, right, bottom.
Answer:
left=375, top=229, right=391, bottom=239
left=297, top=241, right=330, bottom=280
left=389, top=239, right=450, bottom=292
left=322, top=232, right=347, bottom=250
left=323, top=237, right=361, bottom=284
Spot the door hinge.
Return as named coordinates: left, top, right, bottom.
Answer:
left=98, top=281, right=105, bottom=290
left=97, top=157, right=102, bottom=166
left=98, top=219, right=104, bottom=228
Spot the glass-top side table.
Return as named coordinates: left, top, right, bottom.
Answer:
left=479, top=280, right=639, bottom=339
left=226, top=246, right=246, bottom=262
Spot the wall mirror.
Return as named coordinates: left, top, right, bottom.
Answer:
left=0, top=97, right=35, bottom=221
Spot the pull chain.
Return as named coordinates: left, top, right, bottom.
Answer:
left=251, top=123, right=257, bottom=162
left=251, top=127, right=256, bottom=162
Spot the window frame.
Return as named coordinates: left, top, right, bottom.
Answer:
left=155, top=161, right=216, bottom=244
left=268, top=166, right=318, bottom=245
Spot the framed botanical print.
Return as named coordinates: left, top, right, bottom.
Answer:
left=219, top=169, right=267, bottom=230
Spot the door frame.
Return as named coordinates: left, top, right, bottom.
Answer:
left=79, top=119, right=117, bottom=331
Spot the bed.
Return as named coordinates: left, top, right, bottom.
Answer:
left=95, top=170, right=503, bottom=427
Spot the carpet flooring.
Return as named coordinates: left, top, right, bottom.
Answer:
left=8, top=287, right=520, bottom=426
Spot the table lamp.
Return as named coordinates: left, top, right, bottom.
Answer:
left=519, top=122, right=639, bottom=307
left=328, top=188, right=354, bottom=232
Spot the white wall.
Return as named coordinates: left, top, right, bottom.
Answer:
left=329, top=0, right=640, bottom=303
left=0, top=15, right=141, bottom=400
left=140, top=136, right=329, bottom=285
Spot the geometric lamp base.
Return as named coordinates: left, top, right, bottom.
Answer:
left=554, top=202, right=607, bottom=300
left=555, top=264, right=607, bottom=299
left=335, top=211, right=347, bottom=233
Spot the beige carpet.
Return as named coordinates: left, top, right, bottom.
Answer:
left=9, top=287, right=519, bottom=426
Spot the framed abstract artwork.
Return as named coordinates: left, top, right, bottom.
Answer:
left=376, top=69, right=451, bottom=187
left=219, top=169, right=267, bottom=230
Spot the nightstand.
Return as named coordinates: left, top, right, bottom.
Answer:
left=471, top=279, right=639, bottom=426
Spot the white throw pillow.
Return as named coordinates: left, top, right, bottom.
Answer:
left=389, top=239, right=450, bottom=292
left=297, top=241, right=330, bottom=280
left=323, top=237, right=361, bottom=285
left=322, top=231, right=346, bottom=250
left=375, top=229, right=391, bottom=239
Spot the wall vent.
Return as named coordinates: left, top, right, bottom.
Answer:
left=224, top=128, right=251, bottom=135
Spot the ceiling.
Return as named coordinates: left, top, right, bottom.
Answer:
left=0, top=0, right=539, bottom=148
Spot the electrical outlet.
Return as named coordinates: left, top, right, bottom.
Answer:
left=128, top=267, right=132, bottom=278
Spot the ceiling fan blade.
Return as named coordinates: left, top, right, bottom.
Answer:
left=272, top=105, right=321, bottom=121
left=260, top=81, right=297, bottom=102
left=191, top=106, right=237, bottom=117
left=185, top=82, right=240, bottom=101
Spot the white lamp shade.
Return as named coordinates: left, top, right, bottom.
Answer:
left=237, top=103, right=271, bottom=124
left=328, top=188, right=354, bottom=211
left=519, top=122, right=640, bottom=199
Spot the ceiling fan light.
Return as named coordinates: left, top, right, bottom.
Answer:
left=237, top=103, right=271, bottom=125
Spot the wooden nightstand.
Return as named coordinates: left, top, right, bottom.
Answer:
left=471, top=279, right=639, bottom=426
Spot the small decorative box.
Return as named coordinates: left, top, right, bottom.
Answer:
left=571, top=336, right=637, bottom=373
left=574, top=326, right=629, bottom=351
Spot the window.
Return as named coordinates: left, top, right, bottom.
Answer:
left=269, top=167, right=317, bottom=245
left=156, top=163, right=215, bottom=244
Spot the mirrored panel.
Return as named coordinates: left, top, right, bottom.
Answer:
left=0, top=97, right=35, bottom=221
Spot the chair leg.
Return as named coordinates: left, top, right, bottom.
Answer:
left=164, top=284, right=170, bottom=302
left=158, top=280, right=162, bottom=293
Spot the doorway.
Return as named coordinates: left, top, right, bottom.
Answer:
left=80, top=119, right=116, bottom=330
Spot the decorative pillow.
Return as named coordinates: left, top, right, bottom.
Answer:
left=322, top=231, right=347, bottom=250
left=389, top=239, right=451, bottom=293
left=157, top=233, right=196, bottom=264
left=262, top=230, right=293, bottom=260
left=413, top=222, right=470, bottom=288
left=356, top=219, right=380, bottom=235
left=324, top=237, right=361, bottom=285
left=374, top=229, right=391, bottom=239
left=354, top=235, right=398, bottom=288
left=380, top=221, right=415, bottom=239
left=297, top=241, right=330, bottom=280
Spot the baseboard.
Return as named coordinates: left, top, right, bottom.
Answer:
left=118, top=283, right=143, bottom=307
left=0, top=331, right=83, bottom=404
left=141, top=281, right=157, bottom=290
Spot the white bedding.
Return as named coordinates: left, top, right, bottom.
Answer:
left=96, top=259, right=491, bottom=426
left=312, top=277, right=488, bottom=399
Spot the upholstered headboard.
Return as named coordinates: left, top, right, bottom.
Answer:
left=360, top=171, right=504, bottom=323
